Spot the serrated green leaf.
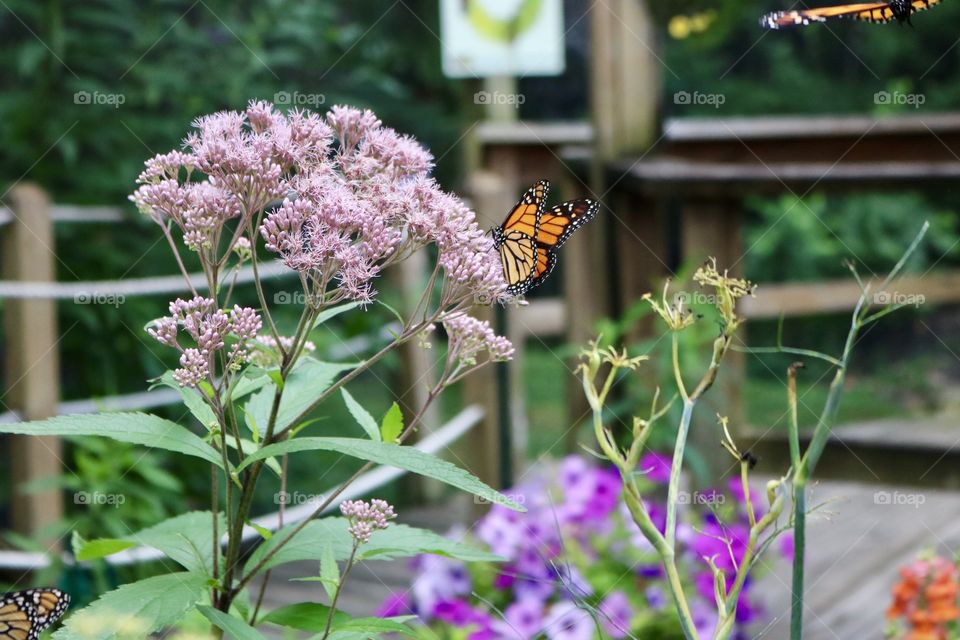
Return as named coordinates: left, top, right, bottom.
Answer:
left=232, top=366, right=272, bottom=401
left=263, top=601, right=415, bottom=638
left=236, top=437, right=523, bottom=511
left=52, top=572, right=207, bottom=640
left=244, top=359, right=357, bottom=435
left=312, top=301, right=364, bottom=328
left=248, top=520, right=273, bottom=541
left=320, top=543, right=339, bottom=600
left=0, top=413, right=225, bottom=469
left=341, top=388, right=381, bottom=441
left=380, top=402, right=403, bottom=443
left=245, top=519, right=500, bottom=576
left=73, top=534, right=136, bottom=562
left=263, top=602, right=414, bottom=636
left=197, top=605, right=268, bottom=640
left=261, top=602, right=337, bottom=632
left=78, top=512, right=226, bottom=575
left=155, top=371, right=217, bottom=428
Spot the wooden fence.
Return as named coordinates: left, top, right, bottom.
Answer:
left=471, top=113, right=960, bottom=487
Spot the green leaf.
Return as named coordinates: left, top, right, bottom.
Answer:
left=73, top=535, right=136, bottom=562
left=0, top=413, right=225, bottom=468
left=230, top=438, right=281, bottom=476
left=245, top=519, right=500, bottom=575
left=244, top=358, right=357, bottom=435
left=319, top=543, right=339, bottom=600
left=197, top=605, right=269, bottom=640
left=248, top=520, right=273, bottom=541
left=261, top=602, right=337, bottom=632
left=380, top=402, right=403, bottom=443
left=231, top=366, right=273, bottom=401
left=341, top=388, right=381, bottom=441
left=79, top=512, right=226, bottom=574
left=263, top=602, right=414, bottom=636
left=237, top=438, right=523, bottom=511
left=155, top=371, right=217, bottom=428
left=333, top=616, right=418, bottom=637
left=52, top=572, right=207, bottom=640
left=312, top=301, right=364, bottom=328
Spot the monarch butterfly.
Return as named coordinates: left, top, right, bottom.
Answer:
left=0, top=589, right=70, bottom=640
left=760, top=0, right=941, bottom=28
left=491, top=180, right=599, bottom=296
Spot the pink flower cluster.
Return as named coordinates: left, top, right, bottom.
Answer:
left=149, top=296, right=262, bottom=386
left=131, top=103, right=331, bottom=252
left=132, top=100, right=507, bottom=306
left=340, top=498, right=397, bottom=544
left=441, top=312, right=514, bottom=368
left=257, top=104, right=506, bottom=304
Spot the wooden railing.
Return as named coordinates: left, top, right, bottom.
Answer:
left=470, top=114, right=960, bottom=486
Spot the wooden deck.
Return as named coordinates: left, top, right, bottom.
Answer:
left=254, top=480, right=960, bottom=639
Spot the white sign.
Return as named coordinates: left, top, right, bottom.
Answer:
left=440, top=0, right=565, bottom=78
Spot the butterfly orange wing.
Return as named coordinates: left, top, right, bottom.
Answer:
left=493, top=181, right=548, bottom=295
left=529, top=199, right=600, bottom=288
left=0, top=589, right=70, bottom=640
left=761, top=0, right=939, bottom=27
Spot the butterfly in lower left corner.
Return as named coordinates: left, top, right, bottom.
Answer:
left=0, top=589, right=70, bottom=640
left=491, top=180, right=600, bottom=297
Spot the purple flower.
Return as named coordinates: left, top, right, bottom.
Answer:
left=433, top=599, right=476, bottom=626
left=645, top=585, right=667, bottom=610
left=558, top=455, right=591, bottom=499
left=779, top=532, right=795, bottom=561
left=639, top=451, right=672, bottom=484
left=543, top=601, right=594, bottom=640
left=376, top=592, right=413, bottom=618
left=692, top=601, right=717, bottom=639
left=433, top=600, right=498, bottom=640
left=493, top=565, right=517, bottom=590
left=477, top=507, right=524, bottom=558
left=411, top=555, right=471, bottom=615
left=513, top=560, right=555, bottom=602
left=691, top=516, right=749, bottom=574
left=554, top=563, right=593, bottom=599
left=496, top=598, right=545, bottom=639
left=599, top=591, right=632, bottom=639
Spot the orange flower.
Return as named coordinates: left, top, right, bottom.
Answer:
left=887, top=554, right=960, bottom=640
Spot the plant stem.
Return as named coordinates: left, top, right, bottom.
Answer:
left=665, top=399, right=694, bottom=549
left=790, top=481, right=807, bottom=640
left=321, top=545, right=358, bottom=640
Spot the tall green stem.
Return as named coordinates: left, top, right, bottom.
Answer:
left=790, top=481, right=807, bottom=640
left=665, top=399, right=694, bottom=549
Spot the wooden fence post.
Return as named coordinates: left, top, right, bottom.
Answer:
left=460, top=171, right=515, bottom=497
left=392, top=250, right=441, bottom=501
left=2, top=183, right=64, bottom=549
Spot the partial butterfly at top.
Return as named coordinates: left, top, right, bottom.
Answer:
left=491, top=180, right=600, bottom=297
left=0, top=589, right=70, bottom=640
left=760, top=0, right=942, bottom=28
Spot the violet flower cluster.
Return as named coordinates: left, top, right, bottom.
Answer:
left=341, top=498, right=397, bottom=544
left=148, top=296, right=262, bottom=387
left=380, top=454, right=791, bottom=640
